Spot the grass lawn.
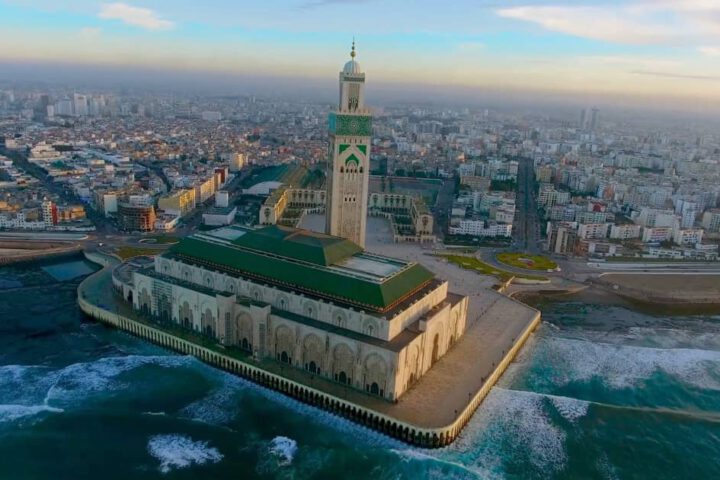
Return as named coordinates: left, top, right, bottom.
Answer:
left=496, top=252, right=558, bottom=271
left=116, top=246, right=165, bottom=260
left=138, top=234, right=180, bottom=245
left=149, top=234, right=180, bottom=244
left=441, top=255, right=548, bottom=282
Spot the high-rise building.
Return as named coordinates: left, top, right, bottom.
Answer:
left=589, top=107, right=599, bottom=131
left=41, top=200, right=58, bottom=227
left=230, top=153, right=246, bottom=172
left=325, top=42, right=372, bottom=247
left=73, top=94, right=88, bottom=116
left=55, top=97, right=74, bottom=116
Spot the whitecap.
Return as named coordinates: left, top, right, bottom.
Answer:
left=549, top=394, right=590, bottom=423
left=0, top=404, right=63, bottom=424
left=185, top=368, right=401, bottom=448
left=434, top=387, right=581, bottom=476
left=147, top=434, right=222, bottom=474
left=269, top=436, right=298, bottom=466
left=45, top=355, right=193, bottom=406
left=392, top=448, right=498, bottom=479
left=532, top=337, right=720, bottom=390
left=0, top=364, right=60, bottom=406
left=178, top=373, right=246, bottom=425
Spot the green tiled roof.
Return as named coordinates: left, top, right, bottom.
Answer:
left=166, top=233, right=434, bottom=312
left=233, top=225, right=362, bottom=266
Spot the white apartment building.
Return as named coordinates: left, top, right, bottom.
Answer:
left=538, top=186, right=570, bottom=208
left=577, top=223, right=610, bottom=240
left=702, top=210, right=720, bottom=233
left=642, top=227, right=673, bottom=243
left=609, top=224, right=641, bottom=240
left=673, top=228, right=704, bottom=246
left=634, top=208, right=678, bottom=228
left=449, top=220, right=512, bottom=237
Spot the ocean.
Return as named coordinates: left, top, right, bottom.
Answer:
left=1, top=258, right=719, bottom=479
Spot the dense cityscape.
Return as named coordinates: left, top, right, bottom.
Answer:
left=2, top=86, right=718, bottom=264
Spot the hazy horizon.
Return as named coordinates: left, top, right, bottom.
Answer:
left=2, top=0, right=720, bottom=119
left=3, top=59, right=720, bottom=123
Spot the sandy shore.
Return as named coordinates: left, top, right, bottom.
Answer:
left=594, top=273, right=720, bottom=303
left=517, top=279, right=720, bottom=316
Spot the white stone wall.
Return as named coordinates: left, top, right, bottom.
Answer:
left=269, top=312, right=399, bottom=399
left=385, top=281, right=448, bottom=339
left=155, top=256, right=391, bottom=341
left=132, top=256, right=469, bottom=401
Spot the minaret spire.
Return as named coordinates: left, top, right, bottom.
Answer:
left=327, top=42, right=371, bottom=247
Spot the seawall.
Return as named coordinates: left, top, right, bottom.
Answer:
left=77, top=266, right=540, bottom=448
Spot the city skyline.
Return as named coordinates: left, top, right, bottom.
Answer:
left=2, top=0, right=720, bottom=112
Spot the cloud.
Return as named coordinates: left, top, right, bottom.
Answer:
left=497, top=2, right=720, bottom=46
left=583, top=55, right=681, bottom=69
left=99, top=3, right=173, bottom=30
left=631, top=70, right=720, bottom=82
left=699, top=46, right=720, bottom=56
left=497, top=6, right=675, bottom=45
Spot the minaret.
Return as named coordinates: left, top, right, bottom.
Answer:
left=326, top=41, right=372, bottom=247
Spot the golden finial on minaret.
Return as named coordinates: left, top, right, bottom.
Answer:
left=350, top=38, right=356, bottom=58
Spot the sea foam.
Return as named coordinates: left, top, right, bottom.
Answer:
left=0, top=404, right=63, bottom=424
left=535, top=337, right=720, bottom=390
left=433, top=388, right=590, bottom=476
left=0, top=354, right=193, bottom=424
left=268, top=436, right=298, bottom=466
left=147, top=434, right=223, bottom=474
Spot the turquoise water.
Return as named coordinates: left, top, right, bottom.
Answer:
left=1, top=261, right=719, bottom=479
left=41, top=259, right=97, bottom=281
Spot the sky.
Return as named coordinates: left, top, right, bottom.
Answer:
left=1, top=0, right=719, bottom=110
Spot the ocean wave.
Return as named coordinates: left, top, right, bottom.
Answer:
left=241, top=381, right=403, bottom=448
left=0, top=404, right=63, bottom=424
left=433, top=388, right=591, bottom=476
left=558, top=326, right=720, bottom=352
left=0, top=364, right=62, bottom=409
left=177, top=373, right=247, bottom=425
left=44, top=355, right=193, bottom=406
left=147, top=434, right=223, bottom=474
left=180, top=365, right=403, bottom=449
left=392, top=448, right=497, bottom=480
left=0, top=354, right=194, bottom=423
left=530, top=337, right=720, bottom=390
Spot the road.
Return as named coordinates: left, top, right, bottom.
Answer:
left=513, top=157, right=542, bottom=254
left=137, top=160, right=172, bottom=192
left=432, top=178, right=456, bottom=239
left=0, top=147, right=116, bottom=235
